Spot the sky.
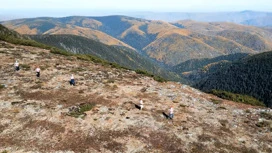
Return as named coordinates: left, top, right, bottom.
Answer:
left=1, top=0, right=272, bottom=11
left=0, top=0, right=272, bottom=19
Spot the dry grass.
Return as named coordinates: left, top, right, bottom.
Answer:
left=23, top=120, right=65, bottom=136
left=214, top=140, right=258, bottom=153
left=146, top=131, right=185, bottom=153
left=14, top=25, right=38, bottom=34
left=19, top=90, right=92, bottom=107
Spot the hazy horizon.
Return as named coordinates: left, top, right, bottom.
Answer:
left=1, top=0, right=272, bottom=22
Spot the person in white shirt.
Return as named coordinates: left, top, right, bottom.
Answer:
left=139, top=99, right=143, bottom=110
left=169, top=106, right=174, bottom=119
left=70, top=74, right=75, bottom=86
left=35, top=66, right=41, bottom=77
left=14, top=60, right=19, bottom=71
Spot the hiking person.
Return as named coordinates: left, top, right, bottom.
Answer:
left=14, top=60, right=19, bottom=71
left=70, top=74, right=75, bottom=86
left=169, top=106, right=174, bottom=119
left=35, top=66, right=41, bottom=77
left=139, top=99, right=143, bottom=110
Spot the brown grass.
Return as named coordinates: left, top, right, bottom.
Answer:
left=19, top=90, right=95, bottom=107
left=23, top=120, right=65, bottom=136
left=14, top=25, right=38, bottom=34
left=214, top=140, right=258, bottom=153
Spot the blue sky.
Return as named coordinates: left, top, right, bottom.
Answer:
left=0, top=0, right=271, bottom=20
left=1, top=0, right=272, bottom=11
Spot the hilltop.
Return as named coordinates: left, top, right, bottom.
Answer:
left=0, top=36, right=272, bottom=152
left=2, top=16, right=272, bottom=66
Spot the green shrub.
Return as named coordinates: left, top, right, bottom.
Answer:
left=153, top=75, right=167, bottom=83
left=256, top=120, right=270, bottom=128
left=210, top=98, right=222, bottom=104
left=70, top=67, right=85, bottom=73
left=210, top=90, right=265, bottom=106
left=260, top=112, right=272, bottom=120
left=107, top=79, right=115, bottom=83
left=0, top=84, right=5, bottom=90
left=50, top=48, right=73, bottom=56
left=135, top=69, right=151, bottom=76
left=67, top=103, right=95, bottom=118
left=21, top=64, right=31, bottom=71
left=245, top=109, right=251, bottom=113
left=135, top=69, right=167, bottom=83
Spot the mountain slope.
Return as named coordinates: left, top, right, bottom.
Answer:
left=195, top=51, right=272, bottom=107
left=1, top=40, right=272, bottom=153
left=172, top=53, right=250, bottom=74
left=2, top=17, right=135, bottom=49
left=143, top=30, right=256, bottom=65
left=242, top=15, right=272, bottom=27
left=29, top=34, right=179, bottom=81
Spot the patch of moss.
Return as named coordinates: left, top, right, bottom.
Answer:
left=67, top=103, right=95, bottom=118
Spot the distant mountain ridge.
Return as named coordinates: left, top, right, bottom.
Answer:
left=128, top=11, right=272, bottom=26
left=2, top=15, right=272, bottom=66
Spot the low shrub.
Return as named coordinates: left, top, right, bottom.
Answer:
left=210, top=90, right=265, bottom=106
left=70, top=67, right=85, bottom=73
left=0, top=84, right=5, bottom=90
left=67, top=103, right=95, bottom=118
left=135, top=69, right=167, bottom=83
left=210, top=98, right=222, bottom=104
left=20, top=64, right=31, bottom=71
left=260, top=112, right=272, bottom=120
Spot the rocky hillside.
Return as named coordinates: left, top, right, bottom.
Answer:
left=0, top=41, right=272, bottom=153
left=2, top=16, right=272, bottom=66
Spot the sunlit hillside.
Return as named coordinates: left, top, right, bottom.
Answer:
left=2, top=15, right=272, bottom=66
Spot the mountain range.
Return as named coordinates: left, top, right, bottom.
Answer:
left=2, top=15, right=272, bottom=66
left=128, top=11, right=272, bottom=26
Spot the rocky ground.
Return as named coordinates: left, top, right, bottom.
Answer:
left=0, top=41, right=272, bottom=153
